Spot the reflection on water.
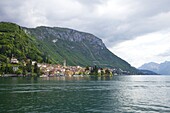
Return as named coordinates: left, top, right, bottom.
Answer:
left=0, top=75, right=170, bottom=113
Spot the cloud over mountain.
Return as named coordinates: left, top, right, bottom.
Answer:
left=1, top=0, right=170, bottom=67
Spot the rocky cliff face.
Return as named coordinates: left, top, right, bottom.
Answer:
left=24, top=26, right=138, bottom=73
left=25, top=26, right=105, bottom=50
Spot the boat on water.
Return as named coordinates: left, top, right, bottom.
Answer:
left=40, top=74, right=48, bottom=78
left=1, top=74, right=18, bottom=77
left=72, top=74, right=83, bottom=77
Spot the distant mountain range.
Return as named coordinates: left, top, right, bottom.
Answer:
left=138, top=69, right=158, bottom=75
left=139, top=61, right=170, bottom=75
left=0, top=22, right=140, bottom=74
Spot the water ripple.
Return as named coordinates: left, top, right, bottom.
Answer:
left=0, top=76, right=170, bottom=113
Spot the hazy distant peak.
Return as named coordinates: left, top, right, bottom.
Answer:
left=139, top=61, right=170, bottom=75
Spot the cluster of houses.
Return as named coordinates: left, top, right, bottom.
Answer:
left=38, top=64, right=88, bottom=77
left=10, top=57, right=90, bottom=76
left=38, top=63, right=119, bottom=77
left=9, top=56, right=130, bottom=77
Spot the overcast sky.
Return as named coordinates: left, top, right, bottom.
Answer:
left=1, top=0, right=170, bottom=67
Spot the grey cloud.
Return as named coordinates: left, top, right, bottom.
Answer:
left=0, top=0, right=170, bottom=48
left=158, top=49, right=170, bottom=57
left=76, top=0, right=106, bottom=5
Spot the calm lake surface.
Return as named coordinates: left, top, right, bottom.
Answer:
left=0, top=75, right=170, bottom=113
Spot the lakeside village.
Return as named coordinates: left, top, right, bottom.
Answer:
left=0, top=56, right=130, bottom=77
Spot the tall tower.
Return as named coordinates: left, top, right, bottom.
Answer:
left=63, top=59, right=66, bottom=67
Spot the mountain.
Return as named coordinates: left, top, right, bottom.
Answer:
left=0, top=22, right=46, bottom=63
left=138, top=70, right=158, bottom=75
left=139, top=62, right=159, bottom=73
left=24, top=26, right=139, bottom=73
left=139, top=61, right=170, bottom=75
left=0, top=22, right=139, bottom=74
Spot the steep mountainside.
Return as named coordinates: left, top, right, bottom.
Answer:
left=139, top=61, right=170, bottom=75
left=0, top=22, right=139, bottom=74
left=24, top=26, right=138, bottom=73
left=0, top=22, right=46, bottom=63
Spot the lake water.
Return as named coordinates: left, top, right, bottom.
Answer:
left=0, top=75, right=170, bottom=113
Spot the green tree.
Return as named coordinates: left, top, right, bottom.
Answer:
left=26, top=60, right=32, bottom=73
left=33, top=63, right=40, bottom=76
left=0, top=63, right=5, bottom=73
left=22, top=66, right=27, bottom=75
left=85, top=66, right=89, bottom=71
left=16, top=69, right=22, bottom=75
left=90, top=65, right=98, bottom=75
left=101, top=68, right=104, bottom=76
left=5, top=64, right=8, bottom=74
